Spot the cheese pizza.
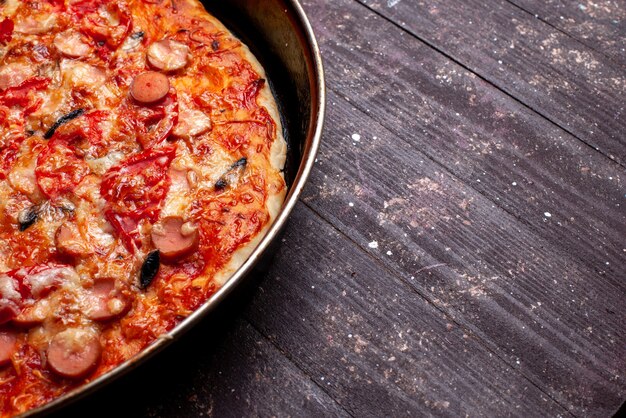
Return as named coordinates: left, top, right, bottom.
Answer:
left=0, top=0, right=287, bottom=415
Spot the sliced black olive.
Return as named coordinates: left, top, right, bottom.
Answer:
left=44, top=108, right=85, bottom=139
left=139, top=250, right=160, bottom=289
left=18, top=205, right=39, bottom=231
left=130, top=31, right=144, bottom=40
left=214, top=158, right=247, bottom=191
left=232, top=158, right=247, bottom=168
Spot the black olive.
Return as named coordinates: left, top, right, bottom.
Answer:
left=232, top=158, right=247, bottom=168
left=130, top=31, right=144, bottom=40
left=214, top=158, right=248, bottom=191
left=18, top=206, right=39, bottom=231
left=44, top=108, right=85, bottom=139
left=214, top=178, right=228, bottom=191
left=139, top=250, right=160, bottom=289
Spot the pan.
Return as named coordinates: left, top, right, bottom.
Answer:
left=21, top=0, right=324, bottom=415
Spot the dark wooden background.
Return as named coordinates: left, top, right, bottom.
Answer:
left=57, top=0, right=625, bottom=416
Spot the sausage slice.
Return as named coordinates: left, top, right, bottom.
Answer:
left=12, top=299, right=50, bottom=328
left=55, top=223, right=92, bottom=258
left=151, top=216, right=199, bottom=263
left=53, top=30, right=91, bottom=58
left=130, top=71, right=169, bottom=104
left=47, top=328, right=101, bottom=379
left=0, top=330, right=17, bottom=366
left=84, top=278, right=130, bottom=322
left=147, top=40, right=190, bottom=72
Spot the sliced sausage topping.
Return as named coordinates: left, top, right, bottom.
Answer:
left=13, top=299, right=50, bottom=328
left=55, top=223, right=92, bottom=258
left=47, top=328, right=101, bottom=379
left=0, top=62, right=35, bottom=91
left=151, top=216, right=199, bottom=263
left=147, top=39, right=190, bottom=72
left=130, top=71, right=169, bottom=104
left=84, top=278, right=130, bottom=322
left=53, top=30, right=92, bottom=58
left=173, top=109, right=212, bottom=139
left=0, top=330, right=17, bottom=366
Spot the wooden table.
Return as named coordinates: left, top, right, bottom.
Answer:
left=60, top=0, right=625, bottom=416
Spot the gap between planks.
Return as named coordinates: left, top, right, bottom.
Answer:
left=349, top=0, right=626, bottom=170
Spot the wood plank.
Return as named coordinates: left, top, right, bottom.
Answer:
left=357, top=0, right=626, bottom=165
left=57, top=294, right=348, bottom=418
left=301, top=88, right=626, bottom=415
left=310, top=0, right=625, bottom=284
left=303, top=0, right=625, bottom=294
left=507, top=0, right=626, bottom=67
left=243, top=203, right=569, bottom=417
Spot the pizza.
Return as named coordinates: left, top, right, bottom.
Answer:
left=0, top=0, right=287, bottom=415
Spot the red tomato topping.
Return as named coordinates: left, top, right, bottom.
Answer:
left=72, top=0, right=132, bottom=48
left=35, top=138, right=90, bottom=199
left=52, top=110, right=109, bottom=158
left=0, top=19, right=13, bottom=44
left=125, top=92, right=179, bottom=149
left=101, top=146, right=176, bottom=251
left=0, top=77, right=50, bottom=111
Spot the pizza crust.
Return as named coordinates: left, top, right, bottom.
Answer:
left=190, top=4, right=288, bottom=287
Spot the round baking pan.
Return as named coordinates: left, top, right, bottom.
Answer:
left=22, top=0, right=324, bottom=415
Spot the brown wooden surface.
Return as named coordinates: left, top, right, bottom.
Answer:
left=57, top=0, right=625, bottom=417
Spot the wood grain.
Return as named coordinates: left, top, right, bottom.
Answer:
left=507, top=0, right=626, bottom=67
left=299, top=0, right=626, bottom=414
left=359, top=0, right=626, bottom=166
left=244, top=204, right=570, bottom=417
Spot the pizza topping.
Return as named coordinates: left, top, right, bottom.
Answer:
left=61, top=60, right=107, bottom=89
left=13, top=299, right=50, bottom=328
left=46, top=328, right=102, bottom=379
left=18, top=205, right=40, bottom=231
left=215, top=158, right=247, bottom=191
left=0, top=63, right=36, bottom=91
left=53, top=30, right=92, bottom=58
left=84, top=278, right=130, bottom=322
left=0, top=330, right=17, bottom=366
left=0, top=275, right=21, bottom=325
left=55, top=223, right=92, bottom=258
left=151, top=216, right=199, bottom=263
left=147, top=39, right=191, bottom=72
left=20, top=265, right=77, bottom=299
left=139, top=250, right=160, bottom=289
left=44, top=108, right=86, bottom=139
left=0, top=18, right=14, bottom=45
left=101, top=146, right=176, bottom=251
left=35, top=137, right=91, bottom=199
left=173, top=109, right=212, bottom=139
left=14, top=15, right=57, bottom=35
left=122, top=31, right=144, bottom=51
left=130, top=71, right=170, bottom=104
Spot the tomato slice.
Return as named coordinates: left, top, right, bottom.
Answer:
left=0, top=18, right=13, bottom=44
left=101, top=146, right=176, bottom=251
left=35, top=138, right=90, bottom=199
left=126, top=92, right=179, bottom=149
left=72, top=0, right=132, bottom=48
left=51, top=110, right=109, bottom=157
left=0, top=77, right=50, bottom=110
